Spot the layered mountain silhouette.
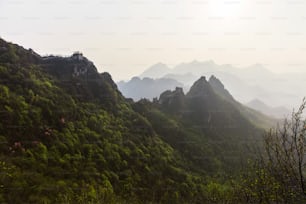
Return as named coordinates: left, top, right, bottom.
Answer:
left=0, top=38, right=271, bottom=203
left=117, top=76, right=184, bottom=101
left=246, top=99, right=290, bottom=118
left=139, top=62, right=171, bottom=79
left=120, top=60, right=305, bottom=111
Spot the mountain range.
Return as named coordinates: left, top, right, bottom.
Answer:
left=0, top=38, right=274, bottom=203
left=118, top=60, right=302, bottom=115
left=246, top=99, right=290, bottom=119
left=117, top=77, right=184, bottom=101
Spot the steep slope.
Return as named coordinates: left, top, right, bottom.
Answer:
left=0, top=38, right=267, bottom=203
left=0, top=38, right=211, bottom=203
left=208, top=75, right=234, bottom=101
left=185, top=76, right=262, bottom=139
left=134, top=76, right=264, bottom=176
left=208, top=75, right=278, bottom=129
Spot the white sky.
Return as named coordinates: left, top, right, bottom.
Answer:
left=1, top=0, right=306, bottom=81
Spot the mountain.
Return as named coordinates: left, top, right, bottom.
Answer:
left=0, top=38, right=194, bottom=203
left=207, top=75, right=278, bottom=129
left=163, top=72, right=198, bottom=85
left=173, top=60, right=219, bottom=75
left=135, top=76, right=264, bottom=174
left=135, top=61, right=305, bottom=109
left=0, top=38, right=268, bottom=203
left=246, top=99, right=291, bottom=118
left=139, top=62, right=171, bottom=79
left=117, top=77, right=184, bottom=101
left=208, top=75, right=234, bottom=101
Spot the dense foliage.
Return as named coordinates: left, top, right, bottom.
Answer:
left=0, top=40, right=210, bottom=203
left=0, top=38, right=293, bottom=203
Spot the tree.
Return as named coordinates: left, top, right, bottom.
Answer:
left=240, top=98, right=306, bottom=202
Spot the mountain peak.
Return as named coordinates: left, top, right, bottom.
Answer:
left=175, top=86, right=184, bottom=94
left=140, top=62, right=170, bottom=78
left=190, top=76, right=209, bottom=88
left=187, top=76, right=214, bottom=98
left=101, top=72, right=118, bottom=89
left=159, top=86, right=185, bottom=113
left=41, top=51, right=98, bottom=80
left=159, top=86, right=185, bottom=101
left=209, top=75, right=234, bottom=101
left=246, top=98, right=290, bottom=118
left=199, top=76, right=207, bottom=81
left=131, top=76, right=141, bottom=81
left=209, top=75, right=224, bottom=89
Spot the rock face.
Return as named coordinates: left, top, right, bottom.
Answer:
left=156, top=75, right=272, bottom=134
left=159, top=87, right=185, bottom=114
left=101, top=72, right=118, bottom=89
left=209, top=75, right=234, bottom=101
left=186, top=76, right=215, bottom=99
left=159, top=87, right=184, bottom=105
left=41, top=52, right=97, bottom=81
left=209, top=75, right=224, bottom=90
left=34, top=51, right=122, bottom=109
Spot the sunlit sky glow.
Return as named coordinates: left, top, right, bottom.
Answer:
left=1, top=0, right=306, bottom=80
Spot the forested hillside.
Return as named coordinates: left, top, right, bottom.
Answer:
left=0, top=38, right=289, bottom=203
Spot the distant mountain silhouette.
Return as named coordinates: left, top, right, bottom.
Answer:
left=126, top=60, right=305, bottom=109
left=117, top=77, right=184, bottom=101
left=246, top=99, right=290, bottom=118
left=207, top=76, right=279, bottom=128
left=139, top=62, right=171, bottom=78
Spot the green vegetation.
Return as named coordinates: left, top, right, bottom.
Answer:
left=0, top=38, right=305, bottom=203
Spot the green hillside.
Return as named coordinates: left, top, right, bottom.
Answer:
left=0, top=38, right=270, bottom=203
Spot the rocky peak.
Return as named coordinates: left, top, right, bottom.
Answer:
left=209, top=75, right=224, bottom=90
left=187, top=76, right=214, bottom=98
left=100, top=72, right=118, bottom=89
left=159, top=87, right=185, bottom=111
left=208, top=75, right=234, bottom=101
left=71, top=51, right=84, bottom=61
left=41, top=51, right=98, bottom=80
left=174, top=87, right=184, bottom=95
left=159, top=87, right=184, bottom=102
left=70, top=52, right=97, bottom=77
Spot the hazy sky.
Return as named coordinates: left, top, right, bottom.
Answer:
left=1, top=0, right=306, bottom=80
